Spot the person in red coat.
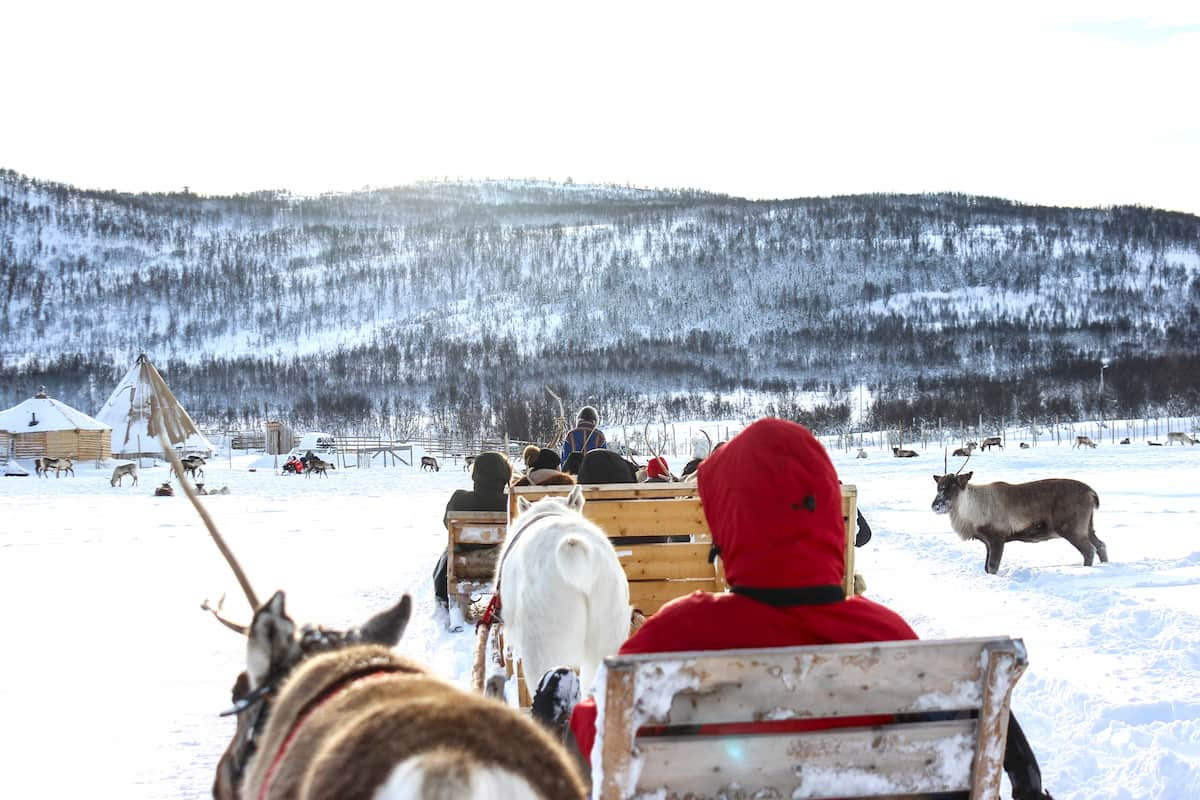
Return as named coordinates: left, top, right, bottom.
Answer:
left=566, top=417, right=1051, bottom=799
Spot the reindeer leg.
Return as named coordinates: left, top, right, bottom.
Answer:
left=981, top=532, right=1004, bottom=574
left=1089, top=515, right=1108, bottom=563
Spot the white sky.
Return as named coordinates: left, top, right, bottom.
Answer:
left=2, top=1, right=1198, bottom=214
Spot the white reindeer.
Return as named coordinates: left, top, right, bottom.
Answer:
left=497, top=484, right=630, bottom=700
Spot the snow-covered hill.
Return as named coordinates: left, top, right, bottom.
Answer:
left=2, top=169, right=1199, bottom=436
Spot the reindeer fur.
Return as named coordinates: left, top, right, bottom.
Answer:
left=498, top=485, right=629, bottom=700
left=932, top=472, right=1106, bottom=574
left=240, top=646, right=583, bottom=799
left=220, top=592, right=585, bottom=800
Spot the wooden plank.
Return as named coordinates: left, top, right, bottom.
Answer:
left=628, top=579, right=721, bottom=615
left=584, top=498, right=710, bottom=537
left=451, top=547, right=500, bottom=579
left=613, top=543, right=718, bottom=581
left=633, top=720, right=977, bottom=799
left=842, top=485, right=858, bottom=597
left=598, top=663, right=638, bottom=800
left=969, top=647, right=1025, bottom=797
left=606, top=638, right=1027, bottom=724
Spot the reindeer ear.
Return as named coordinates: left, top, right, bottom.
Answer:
left=517, top=496, right=531, bottom=514
left=246, top=590, right=296, bottom=689
left=957, top=472, right=973, bottom=487
left=358, top=594, right=412, bottom=646
left=567, top=483, right=585, bottom=512
left=933, top=475, right=942, bottom=482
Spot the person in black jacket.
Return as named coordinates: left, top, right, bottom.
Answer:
left=433, top=451, right=511, bottom=605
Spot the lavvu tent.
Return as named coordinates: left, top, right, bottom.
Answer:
left=95, top=354, right=214, bottom=459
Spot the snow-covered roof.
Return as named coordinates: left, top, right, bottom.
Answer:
left=0, top=394, right=111, bottom=433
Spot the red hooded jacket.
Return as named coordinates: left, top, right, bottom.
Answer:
left=569, top=417, right=918, bottom=762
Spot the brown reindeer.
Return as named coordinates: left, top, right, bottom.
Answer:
left=892, top=446, right=919, bottom=458
left=158, top=428, right=586, bottom=800
left=952, top=443, right=976, bottom=457
left=1074, top=435, right=1098, bottom=449
left=1166, top=432, right=1197, bottom=446
left=210, top=593, right=585, bottom=800
left=304, top=454, right=334, bottom=477
left=981, top=436, right=1003, bottom=451
left=931, top=471, right=1106, bottom=574
left=421, top=455, right=440, bottom=472
left=35, top=456, right=74, bottom=477
left=172, top=455, right=206, bottom=479
left=154, top=482, right=174, bottom=497
left=110, top=462, right=139, bottom=486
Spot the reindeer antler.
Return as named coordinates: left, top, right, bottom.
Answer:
left=201, top=594, right=249, bottom=635
left=644, top=419, right=675, bottom=481
left=154, top=425, right=260, bottom=617
left=954, top=449, right=972, bottom=475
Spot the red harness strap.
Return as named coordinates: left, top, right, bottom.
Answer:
left=257, top=669, right=397, bottom=800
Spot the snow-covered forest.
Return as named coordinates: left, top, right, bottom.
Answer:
left=2, top=169, right=1199, bottom=440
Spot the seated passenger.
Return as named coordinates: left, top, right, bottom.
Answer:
left=566, top=418, right=1052, bottom=800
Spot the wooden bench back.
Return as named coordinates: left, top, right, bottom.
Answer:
left=509, top=482, right=858, bottom=610
left=445, top=510, right=507, bottom=602
left=596, top=636, right=1028, bottom=800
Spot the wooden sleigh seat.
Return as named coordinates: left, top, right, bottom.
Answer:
left=444, top=510, right=508, bottom=626
left=595, top=636, right=1029, bottom=800
left=509, top=481, right=860, bottom=611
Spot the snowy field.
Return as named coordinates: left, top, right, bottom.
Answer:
left=2, top=440, right=1198, bottom=799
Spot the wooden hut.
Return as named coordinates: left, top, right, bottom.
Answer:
left=0, top=387, right=112, bottom=461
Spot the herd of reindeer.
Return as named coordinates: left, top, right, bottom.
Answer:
left=868, top=429, right=1197, bottom=460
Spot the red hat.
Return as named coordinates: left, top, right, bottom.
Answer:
left=647, top=456, right=669, bottom=480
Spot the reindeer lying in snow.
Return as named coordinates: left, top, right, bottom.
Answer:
left=932, top=470, right=1106, bottom=574
left=892, top=446, right=919, bottom=458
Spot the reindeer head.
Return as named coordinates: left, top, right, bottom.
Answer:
left=931, top=471, right=973, bottom=513
left=213, top=590, right=413, bottom=799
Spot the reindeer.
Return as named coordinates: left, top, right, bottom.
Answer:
left=159, top=438, right=586, bottom=800
left=304, top=454, right=334, bottom=477
left=981, top=436, right=1003, bottom=451
left=855, top=448, right=868, bottom=459
left=1019, top=442, right=1032, bottom=449
left=931, top=469, right=1106, bottom=574
left=35, top=456, right=74, bottom=477
left=154, top=482, right=174, bottom=497
left=892, top=446, right=919, bottom=458
left=1166, top=432, right=1197, bottom=446
left=1120, top=438, right=1131, bottom=445
left=1074, top=435, right=1098, bottom=449
left=952, top=443, right=976, bottom=457
left=492, top=485, right=630, bottom=703
left=110, top=462, right=139, bottom=486
left=172, top=455, right=206, bottom=479
left=421, top=455, right=440, bottom=472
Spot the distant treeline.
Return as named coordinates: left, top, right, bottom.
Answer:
left=3, top=351, right=1197, bottom=443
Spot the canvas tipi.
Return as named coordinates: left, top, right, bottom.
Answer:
left=96, top=354, right=214, bottom=459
